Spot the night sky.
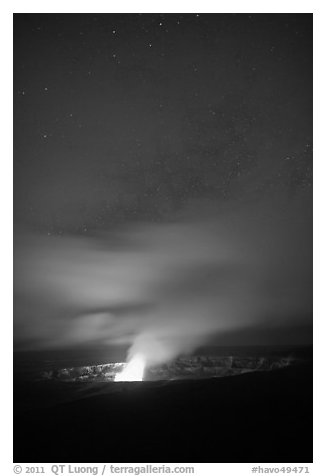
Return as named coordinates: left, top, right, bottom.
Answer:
left=14, top=14, right=313, bottom=357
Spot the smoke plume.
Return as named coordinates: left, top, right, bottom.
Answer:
left=14, top=195, right=312, bottom=365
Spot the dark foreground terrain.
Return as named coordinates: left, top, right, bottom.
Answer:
left=14, top=360, right=312, bottom=462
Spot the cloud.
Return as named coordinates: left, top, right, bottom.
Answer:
left=14, top=194, right=312, bottom=364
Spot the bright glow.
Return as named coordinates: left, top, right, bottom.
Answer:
left=114, top=354, right=145, bottom=382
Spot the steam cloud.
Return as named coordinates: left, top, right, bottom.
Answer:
left=14, top=196, right=312, bottom=365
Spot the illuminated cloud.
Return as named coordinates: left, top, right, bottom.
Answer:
left=14, top=195, right=312, bottom=362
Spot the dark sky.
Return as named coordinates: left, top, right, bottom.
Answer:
left=14, top=14, right=312, bottom=356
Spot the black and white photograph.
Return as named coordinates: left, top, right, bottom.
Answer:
left=12, top=8, right=314, bottom=466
